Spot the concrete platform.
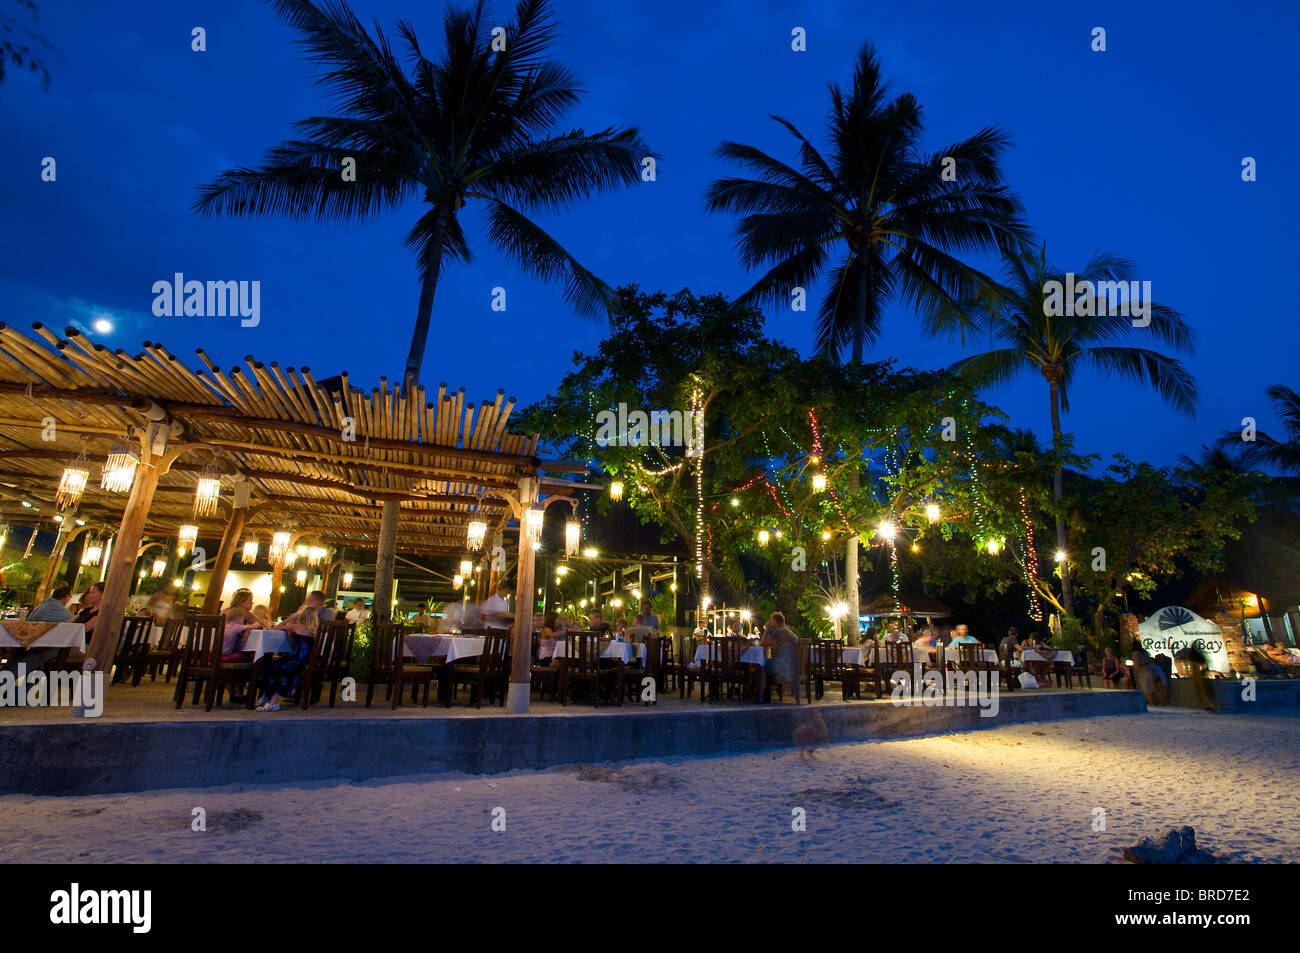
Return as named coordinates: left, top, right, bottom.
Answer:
left=0, top=683, right=1146, bottom=795
left=1167, top=676, right=1300, bottom=711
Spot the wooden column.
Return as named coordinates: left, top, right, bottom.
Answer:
left=35, top=519, right=75, bottom=602
left=202, top=505, right=247, bottom=613
left=506, top=477, right=538, bottom=713
left=268, top=558, right=286, bottom=620
left=373, top=499, right=399, bottom=622
left=87, top=461, right=160, bottom=675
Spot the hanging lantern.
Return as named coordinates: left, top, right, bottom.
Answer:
left=81, top=538, right=103, bottom=567
left=341, top=566, right=353, bottom=589
left=241, top=539, right=258, bottom=564
left=56, top=450, right=90, bottom=510
left=757, top=530, right=770, bottom=547
left=811, top=473, right=827, bottom=493
left=283, top=549, right=298, bottom=567
left=565, top=516, right=581, bottom=556
left=193, top=464, right=222, bottom=518
left=466, top=520, right=487, bottom=551
left=926, top=503, right=941, bottom=523
left=609, top=480, right=624, bottom=501
left=100, top=440, right=139, bottom=494
left=524, top=506, right=544, bottom=543
left=308, top=545, right=326, bottom=566
left=150, top=558, right=166, bottom=577
left=460, top=558, right=473, bottom=576
left=295, top=568, right=307, bottom=586
left=985, top=538, right=1001, bottom=556
left=177, top=524, right=198, bottom=554
left=269, top=529, right=291, bottom=562
left=453, top=573, right=464, bottom=591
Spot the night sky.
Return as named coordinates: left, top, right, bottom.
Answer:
left=2, top=0, right=1296, bottom=466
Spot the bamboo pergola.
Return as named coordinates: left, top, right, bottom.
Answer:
left=0, top=323, right=583, bottom=708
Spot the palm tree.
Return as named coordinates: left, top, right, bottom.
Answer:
left=952, top=243, right=1197, bottom=616
left=705, top=42, right=1027, bottom=632
left=194, top=0, right=649, bottom=613
left=1218, top=385, right=1300, bottom=475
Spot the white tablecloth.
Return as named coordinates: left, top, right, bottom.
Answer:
left=552, top=639, right=646, bottom=664
left=1022, top=649, right=1074, bottom=665
left=0, top=621, right=86, bottom=650
left=240, top=629, right=294, bottom=661
left=943, top=646, right=1000, bottom=665
left=404, top=633, right=485, bottom=663
left=689, top=644, right=766, bottom=666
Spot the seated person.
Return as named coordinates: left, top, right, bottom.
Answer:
left=586, top=610, right=612, bottom=636
left=537, top=612, right=561, bottom=664
left=6, top=582, right=75, bottom=674
left=221, top=588, right=261, bottom=662
left=257, top=607, right=320, bottom=711
left=1100, top=646, right=1128, bottom=687
left=948, top=623, right=979, bottom=645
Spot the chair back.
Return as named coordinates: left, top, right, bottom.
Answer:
left=157, top=617, right=186, bottom=652
left=564, top=630, right=602, bottom=673
left=714, top=635, right=745, bottom=674
left=821, top=639, right=845, bottom=677
left=371, top=621, right=411, bottom=677
left=479, top=633, right=510, bottom=675
left=183, top=614, right=225, bottom=671
left=117, top=615, right=153, bottom=656
left=644, top=634, right=664, bottom=683
left=958, top=643, right=981, bottom=669
left=884, top=639, right=912, bottom=666
left=316, top=619, right=352, bottom=670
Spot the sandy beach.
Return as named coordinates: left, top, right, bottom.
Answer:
left=2, top=709, right=1296, bottom=864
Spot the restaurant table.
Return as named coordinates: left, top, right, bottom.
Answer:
left=689, top=643, right=767, bottom=667
left=551, top=639, right=646, bottom=664
left=1021, top=649, right=1074, bottom=665
left=942, top=646, right=1000, bottom=666
left=403, top=633, right=485, bottom=663
left=0, top=620, right=85, bottom=651
left=239, top=629, right=295, bottom=661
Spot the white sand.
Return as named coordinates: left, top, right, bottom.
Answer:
left=1, top=710, right=1296, bottom=863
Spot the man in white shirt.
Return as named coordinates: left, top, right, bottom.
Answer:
left=344, top=599, right=370, bottom=625
left=480, top=583, right=511, bottom=626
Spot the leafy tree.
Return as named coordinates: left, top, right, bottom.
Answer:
left=1, top=1, right=52, bottom=89
left=705, top=42, right=1028, bottom=629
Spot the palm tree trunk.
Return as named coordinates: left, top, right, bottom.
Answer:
left=1049, top=377, right=1074, bottom=618
left=844, top=262, right=867, bottom=642
left=376, top=205, right=451, bottom=618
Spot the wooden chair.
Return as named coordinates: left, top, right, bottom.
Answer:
left=172, top=614, right=254, bottom=711
left=111, top=615, right=155, bottom=685
left=366, top=621, right=434, bottom=709
left=876, top=639, right=916, bottom=698
left=529, top=630, right=560, bottom=701
left=558, top=630, right=619, bottom=707
left=448, top=632, right=509, bottom=708
left=1068, top=645, right=1091, bottom=689
left=812, top=639, right=857, bottom=700
left=299, top=619, right=354, bottom=708
left=658, top=633, right=681, bottom=694
left=138, top=617, right=187, bottom=684
left=639, top=634, right=666, bottom=704
left=680, top=636, right=710, bottom=700
left=708, top=635, right=751, bottom=702
left=997, top=640, right=1019, bottom=692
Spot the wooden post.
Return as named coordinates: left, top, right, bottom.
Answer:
left=202, top=505, right=247, bottom=613
left=35, top=518, right=75, bottom=602
left=268, top=557, right=286, bottom=620
left=86, top=460, right=160, bottom=676
left=506, top=477, right=538, bottom=714
left=373, top=499, right=399, bottom=622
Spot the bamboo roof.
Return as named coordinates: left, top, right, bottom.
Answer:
left=0, top=323, right=579, bottom=554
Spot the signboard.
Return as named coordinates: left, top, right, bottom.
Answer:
left=1136, top=606, right=1230, bottom=674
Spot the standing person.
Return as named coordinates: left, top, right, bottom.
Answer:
left=756, top=612, right=800, bottom=704
left=344, top=598, right=369, bottom=625
left=256, top=607, right=320, bottom=711
left=634, top=600, right=661, bottom=631
left=480, top=582, right=511, bottom=627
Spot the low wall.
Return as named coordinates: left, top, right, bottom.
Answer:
left=0, top=690, right=1147, bottom=796
left=1167, top=677, right=1300, bottom=712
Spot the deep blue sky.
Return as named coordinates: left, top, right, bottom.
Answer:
left=2, top=0, right=1296, bottom=467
